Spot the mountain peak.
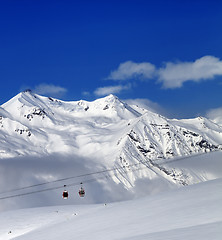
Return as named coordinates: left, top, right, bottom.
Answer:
left=98, top=94, right=120, bottom=104
left=23, top=89, right=32, bottom=94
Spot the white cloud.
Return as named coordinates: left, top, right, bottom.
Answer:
left=105, top=56, right=222, bottom=89
left=206, top=107, right=222, bottom=125
left=106, top=61, right=156, bottom=81
left=33, top=83, right=67, bottom=97
left=94, top=84, right=131, bottom=96
left=158, top=56, right=222, bottom=88
left=93, top=56, right=222, bottom=100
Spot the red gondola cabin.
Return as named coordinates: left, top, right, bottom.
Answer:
left=79, top=187, right=85, bottom=197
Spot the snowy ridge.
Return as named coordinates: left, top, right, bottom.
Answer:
left=0, top=91, right=222, bottom=189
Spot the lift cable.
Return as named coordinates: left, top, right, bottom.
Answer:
left=0, top=164, right=149, bottom=200
left=0, top=151, right=212, bottom=199
left=0, top=159, right=151, bottom=195
left=0, top=178, right=96, bottom=200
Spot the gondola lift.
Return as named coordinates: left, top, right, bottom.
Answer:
left=79, top=182, right=85, bottom=197
left=62, top=185, right=68, bottom=199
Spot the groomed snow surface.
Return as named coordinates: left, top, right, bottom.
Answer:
left=0, top=179, right=221, bottom=240
left=0, top=151, right=222, bottom=240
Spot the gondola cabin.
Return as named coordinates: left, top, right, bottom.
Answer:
left=63, top=190, right=68, bottom=199
left=79, top=187, right=85, bottom=197
left=63, top=185, right=68, bottom=199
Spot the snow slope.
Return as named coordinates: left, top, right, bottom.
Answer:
left=0, top=177, right=221, bottom=240
left=0, top=149, right=221, bottom=213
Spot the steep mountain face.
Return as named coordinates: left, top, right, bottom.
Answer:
left=0, top=91, right=222, bottom=190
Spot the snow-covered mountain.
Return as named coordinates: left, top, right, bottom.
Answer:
left=0, top=91, right=222, bottom=188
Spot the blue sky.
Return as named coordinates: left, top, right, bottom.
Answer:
left=0, top=0, right=222, bottom=118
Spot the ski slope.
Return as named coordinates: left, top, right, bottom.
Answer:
left=0, top=150, right=221, bottom=212
left=0, top=151, right=222, bottom=239
left=0, top=178, right=221, bottom=240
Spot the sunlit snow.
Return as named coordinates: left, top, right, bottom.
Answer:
left=0, top=91, right=221, bottom=239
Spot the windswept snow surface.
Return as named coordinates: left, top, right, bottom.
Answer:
left=0, top=178, right=221, bottom=240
